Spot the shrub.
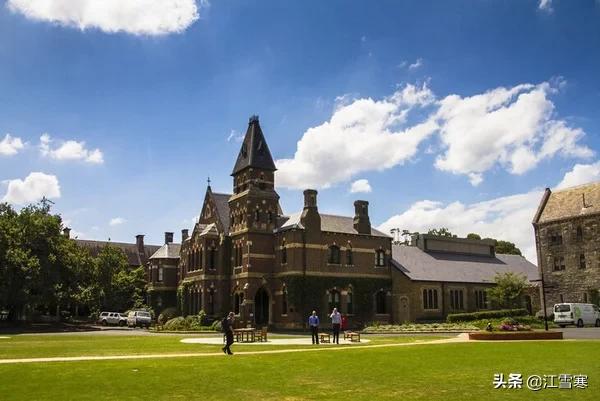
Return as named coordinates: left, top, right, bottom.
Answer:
left=211, top=319, right=222, bottom=332
left=158, top=307, right=179, bottom=326
left=163, top=317, right=186, bottom=331
left=447, top=308, right=528, bottom=323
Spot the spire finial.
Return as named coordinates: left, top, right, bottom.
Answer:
left=207, top=176, right=211, bottom=188
left=249, top=114, right=259, bottom=124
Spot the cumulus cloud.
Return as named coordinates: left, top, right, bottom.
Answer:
left=2, top=172, right=61, bottom=204
left=40, top=134, right=104, bottom=164
left=350, top=179, right=372, bottom=193
left=227, top=129, right=244, bottom=143
left=378, top=190, right=543, bottom=262
left=109, top=217, right=126, bottom=226
left=275, top=83, right=438, bottom=189
left=539, top=0, right=553, bottom=12
left=0, top=134, right=25, bottom=156
left=556, top=161, right=600, bottom=189
left=433, top=82, right=593, bottom=185
left=6, top=0, right=203, bottom=36
left=408, top=58, right=423, bottom=70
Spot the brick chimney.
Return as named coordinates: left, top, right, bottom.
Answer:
left=135, top=234, right=145, bottom=254
left=182, top=229, right=189, bottom=242
left=353, top=200, right=371, bottom=234
left=165, top=232, right=174, bottom=244
left=63, top=227, right=71, bottom=238
left=301, top=189, right=321, bottom=241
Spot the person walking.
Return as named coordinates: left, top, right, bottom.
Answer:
left=308, top=310, right=320, bottom=344
left=221, top=312, right=235, bottom=355
left=330, top=308, right=341, bottom=344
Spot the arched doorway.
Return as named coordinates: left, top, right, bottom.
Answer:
left=254, top=287, right=270, bottom=326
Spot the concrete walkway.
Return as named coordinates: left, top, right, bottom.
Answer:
left=0, top=333, right=468, bottom=365
left=180, top=337, right=371, bottom=345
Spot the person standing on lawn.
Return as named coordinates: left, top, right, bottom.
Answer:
left=330, top=308, right=341, bottom=344
left=308, top=310, right=320, bottom=344
left=221, top=312, right=235, bottom=355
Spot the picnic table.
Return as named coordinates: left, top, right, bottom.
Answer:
left=233, top=328, right=256, bottom=343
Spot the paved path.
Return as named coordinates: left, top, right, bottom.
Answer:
left=0, top=334, right=468, bottom=365
left=180, top=337, right=371, bottom=345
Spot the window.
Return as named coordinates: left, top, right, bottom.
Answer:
left=281, top=244, right=287, bottom=264
left=328, top=290, right=341, bottom=311
left=208, top=289, right=215, bottom=315
left=282, top=287, right=288, bottom=315
left=450, top=289, right=464, bottom=310
left=346, top=247, right=353, bottom=266
left=550, top=232, right=563, bottom=245
left=328, top=245, right=341, bottom=264
left=423, top=288, right=439, bottom=310
left=233, top=293, right=243, bottom=315
left=583, top=292, right=588, bottom=303
left=375, top=250, right=385, bottom=267
left=267, top=211, right=273, bottom=224
left=347, top=291, right=353, bottom=314
left=553, top=256, right=566, bottom=271
left=475, top=290, right=488, bottom=309
left=375, top=290, right=387, bottom=314
left=579, top=253, right=586, bottom=269
left=208, top=247, right=216, bottom=270
left=576, top=226, right=583, bottom=242
left=559, top=294, right=564, bottom=303
left=254, top=209, right=260, bottom=222
left=158, top=267, right=164, bottom=282
left=198, top=248, right=203, bottom=269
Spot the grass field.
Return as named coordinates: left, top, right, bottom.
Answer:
left=0, top=334, right=598, bottom=400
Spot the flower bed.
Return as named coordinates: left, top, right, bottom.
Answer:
left=469, top=331, right=563, bottom=340
left=363, top=322, right=479, bottom=333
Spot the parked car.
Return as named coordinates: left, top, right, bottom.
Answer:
left=554, top=303, right=600, bottom=328
left=98, top=311, right=127, bottom=326
left=127, top=310, right=152, bottom=328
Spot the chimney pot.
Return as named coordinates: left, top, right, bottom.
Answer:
left=303, top=189, right=318, bottom=209
left=63, top=227, right=71, bottom=238
left=135, top=234, right=145, bottom=254
left=165, top=232, right=174, bottom=244
left=353, top=200, right=371, bottom=234
left=182, top=229, right=189, bottom=242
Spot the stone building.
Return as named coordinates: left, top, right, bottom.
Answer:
left=533, top=181, right=600, bottom=306
left=146, top=232, right=181, bottom=312
left=391, top=234, right=539, bottom=322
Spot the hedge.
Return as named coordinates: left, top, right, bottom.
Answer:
left=447, top=308, right=528, bottom=323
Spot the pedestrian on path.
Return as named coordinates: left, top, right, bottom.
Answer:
left=221, top=312, right=235, bottom=355
left=330, top=308, right=341, bottom=344
left=308, top=310, right=320, bottom=344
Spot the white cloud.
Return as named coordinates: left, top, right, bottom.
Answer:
left=350, top=179, right=372, bottom=193
left=378, top=190, right=543, bottom=262
left=2, top=172, right=61, bottom=204
left=227, top=129, right=244, bottom=143
left=433, top=82, right=593, bottom=184
left=539, top=0, right=553, bottom=12
left=556, top=161, right=600, bottom=189
left=40, top=134, right=104, bottom=164
left=109, top=217, right=126, bottom=226
left=0, top=134, right=25, bottom=156
left=275, top=83, right=438, bottom=189
left=7, top=0, right=203, bottom=36
left=408, top=58, right=423, bottom=70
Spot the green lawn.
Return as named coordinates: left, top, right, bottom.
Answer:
left=0, top=336, right=597, bottom=400
left=0, top=333, right=441, bottom=359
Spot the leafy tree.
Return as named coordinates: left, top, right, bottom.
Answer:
left=427, top=227, right=456, bottom=237
left=466, top=233, right=481, bottom=240
left=486, top=272, right=530, bottom=309
left=494, top=240, right=522, bottom=256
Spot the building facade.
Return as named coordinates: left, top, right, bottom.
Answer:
left=533, top=182, right=600, bottom=307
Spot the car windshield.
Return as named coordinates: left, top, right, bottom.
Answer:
left=138, top=312, right=151, bottom=317
left=554, top=304, right=570, bottom=312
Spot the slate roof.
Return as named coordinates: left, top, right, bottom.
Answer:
left=149, top=243, right=181, bottom=260
left=75, top=239, right=161, bottom=267
left=535, top=181, right=600, bottom=224
left=277, top=212, right=390, bottom=237
left=211, top=192, right=231, bottom=233
left=231, top=116, right=277, bottom=175
left=391, top=245, right=539, bottom=284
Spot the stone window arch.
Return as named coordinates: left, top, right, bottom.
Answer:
left=328, top=245, right=341, bottom=265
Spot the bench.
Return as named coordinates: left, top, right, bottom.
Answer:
left=319, top=333, right=331, bottom=343
left=344, top=331, right=361, bottom=342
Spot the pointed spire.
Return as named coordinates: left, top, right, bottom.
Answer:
left=231, top=115, right=277, bottom=175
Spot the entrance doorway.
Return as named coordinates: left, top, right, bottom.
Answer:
left=254, top=287, right=270, bottom=326
left=398, top=296, right=410, bottom=323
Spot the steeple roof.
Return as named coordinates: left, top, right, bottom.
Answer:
left=231, top=115, right=277, bottom=175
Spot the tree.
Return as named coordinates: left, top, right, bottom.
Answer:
left=494, top=240, right=522, bottom=256
left=466, top=233, right=481, bottom=240
left=486, top=272, right=530, bottom=309
left=427, top=227, right=456, bottom=237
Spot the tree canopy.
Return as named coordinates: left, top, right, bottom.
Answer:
left=486, top=272, right=530, bottom=309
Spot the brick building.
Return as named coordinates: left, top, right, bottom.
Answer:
left=533, top=181, right=600, bottom=306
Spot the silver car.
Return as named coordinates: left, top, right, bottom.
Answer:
left=127, top=310, right=152, bottom=328
left=98, top=312, right=127, bottom=326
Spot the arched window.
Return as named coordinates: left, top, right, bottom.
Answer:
left=375, top=249, right=386, bottom=267
left=267, top=211, right=273, bottom=224
left=209, top=247, right=216, bottom=270
left=282, top=287, right=288, bottom=315
left=423, top=288, right=439, bottom=310
left=328, top=289, right=341, bottom=311
left=233, top=292, right=244, bottom=315
left=576, top=226, right=583, bottom=241
left=281, top=243, right=287, bottom=264
left=579, top=253, right=586, bottom=269
left=208, top=289, right=215, bottom=315
left=450, top=289, right=464, bottom=310
left=375, top=290, right=387, bottom=314
left=347, top=290, right=353, bottom=314
left=328, top=245, right=341, bottom=264
left=346, top=247, right=353, bottom=266
left=199, top=247, right=203, bottom=269
left=187, top=251, right=192, bottom=272
left=254, top=209, right=260, bottom=222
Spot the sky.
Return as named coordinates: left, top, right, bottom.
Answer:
left=1, top=0, right=600, bottom=263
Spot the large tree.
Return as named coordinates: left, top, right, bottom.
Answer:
left=486, top=272, right=530, bottom=309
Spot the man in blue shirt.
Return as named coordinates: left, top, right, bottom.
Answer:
left=308, top=310, right=320, bottom=344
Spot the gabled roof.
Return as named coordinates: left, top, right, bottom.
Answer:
left=391, top=245, right=539, bottom=284
left=535, top=181, right=600, bottom=224
left=149, top=243, right=181, bottom=260
left=277, top=212, right=390, bottom=237
left=211, top=192, right=231, bottom=233
left=231, top=116, right=276, bottom=175
left=75, top=239, right=160, bottom=266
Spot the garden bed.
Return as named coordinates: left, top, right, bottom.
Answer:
left=468, top=331, right=563, bottom=340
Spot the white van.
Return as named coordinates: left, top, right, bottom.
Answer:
left=554, top=303, right=600, bottom=328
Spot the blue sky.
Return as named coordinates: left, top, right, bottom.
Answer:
left=1, top=0, right=599, bottom=261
